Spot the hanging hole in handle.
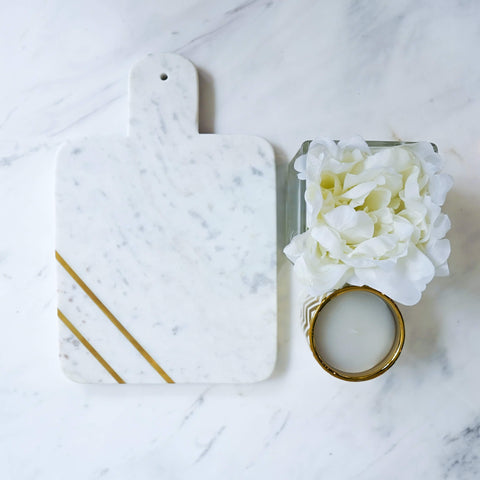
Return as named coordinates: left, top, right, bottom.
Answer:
left=160, top=73, right=168, bottom=81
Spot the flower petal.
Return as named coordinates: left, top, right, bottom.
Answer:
left=403, top=166, right=421, bottom=200
left=305, top=183, right=323, bottom=217
left=425, top=238, right=451, bottom=267
left=352, top=235, right=398, bottom=258
left=342, top=181, right=378, bottom=201
left=310, top=138, right=339, bottom=158
left=343, top=169, right=380, bottom=190
left=436, top=261, right=450, bottom=277
left=365, top=146, right=415, bottom=172
left=364, top=188, right=392, bottom=211
left=309, top=262, right=351, bottom=297
left=403, top=245, right=436, bottom=285
left=353, top=246, right=435, bottom=305
left=352, top=265, right=422, bottom=306
left=283, top=231, right=310, bottom=263
left=407, top=141, right=435, bottom=159
left=431, top=213, right=451, bottom=239
left=338, top=136, right=370, bottom=154
left=324, top=206, right=374, bottom=244
left=429, top=173, right=454, bottom=206
left=311, top=225, right=344, bottom=258
left=294, top=154, right=307, bottom=180
left=391, top=216, right=414, bottom=240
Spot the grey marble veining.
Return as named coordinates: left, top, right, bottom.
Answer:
left=1, top=0, right=480, bottom=479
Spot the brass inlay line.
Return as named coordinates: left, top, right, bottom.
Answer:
left=56, top=251, right=174, bottom=384
left=58, top=309, right=125, bottom=384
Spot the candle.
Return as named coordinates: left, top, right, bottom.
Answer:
left=311, top=288, right=403, bottom=378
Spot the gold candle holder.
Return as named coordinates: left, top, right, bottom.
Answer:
left=305, top=286, right=405, bottom=382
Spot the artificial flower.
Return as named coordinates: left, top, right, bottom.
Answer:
left=284, top=137, right=453, bottom=305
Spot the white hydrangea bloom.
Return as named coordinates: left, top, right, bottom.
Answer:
left=284, top=137, right=453, bottom=306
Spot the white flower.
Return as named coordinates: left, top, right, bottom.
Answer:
left=284, top=136, right=453, bottom=306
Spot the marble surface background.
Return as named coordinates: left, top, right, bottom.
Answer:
left=1, top=0, right=479, bottom=478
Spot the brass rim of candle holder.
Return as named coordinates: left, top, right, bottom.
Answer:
left=308, top=285, right=405, bottom=382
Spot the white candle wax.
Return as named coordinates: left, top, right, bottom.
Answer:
left=313, top=290, right=396, bottom=373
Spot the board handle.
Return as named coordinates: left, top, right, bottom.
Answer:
left=128, top=53, right=199, bottom=143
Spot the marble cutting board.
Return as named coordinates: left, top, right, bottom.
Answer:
left=56, top=53, right=277, bottom=384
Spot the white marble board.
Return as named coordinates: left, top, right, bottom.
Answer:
left=55, top=53, right=277, bottom=384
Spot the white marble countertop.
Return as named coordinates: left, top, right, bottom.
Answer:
left=1, top=1, right=480, bottom=479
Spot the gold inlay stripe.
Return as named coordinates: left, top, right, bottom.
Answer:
left=58, top=309, right=125, bottom=384
left=56, top=251, right=174, bottom=384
